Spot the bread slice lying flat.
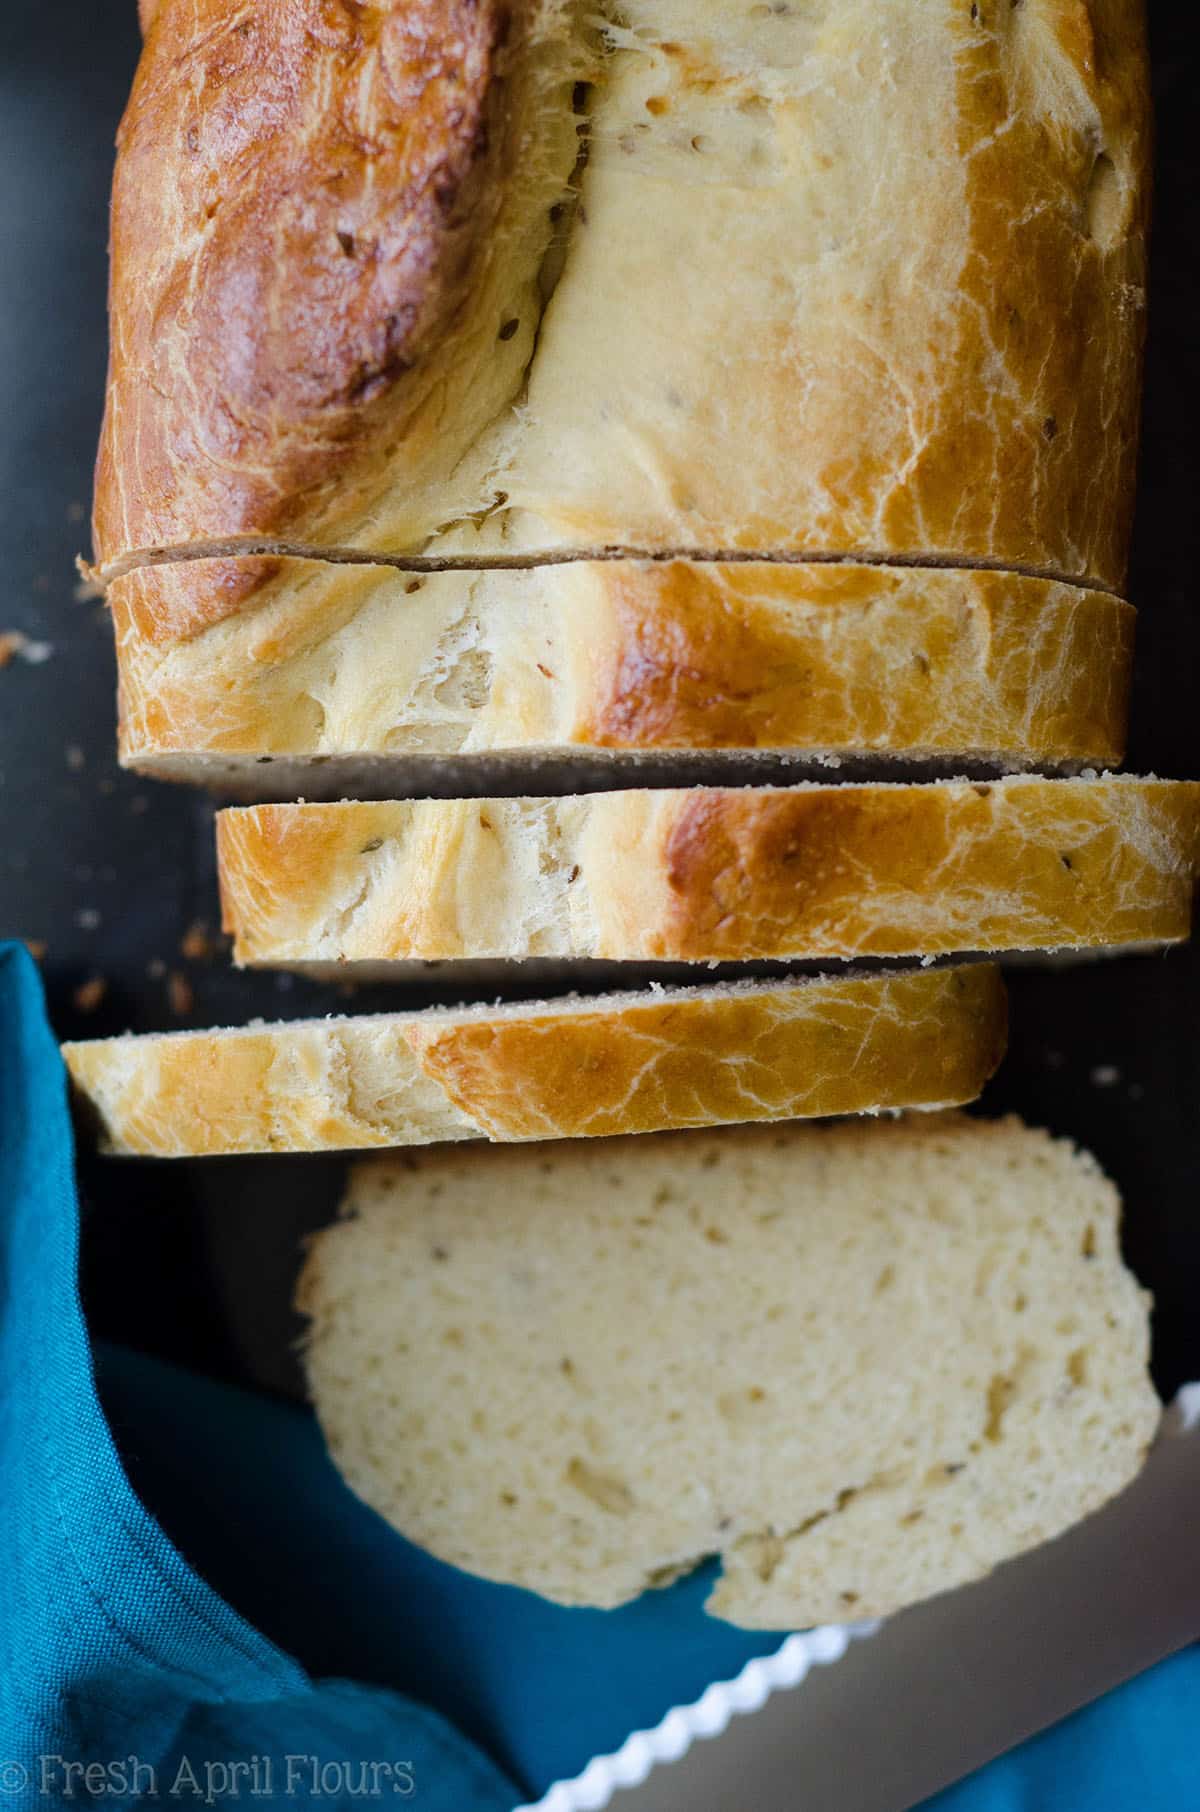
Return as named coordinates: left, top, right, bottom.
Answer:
left=62, top=965, right=1004, bottom=1158
left=218, top=775, right=1200, bottom=975
left=297, top=1113, right=1157, bottom=1627
left=109, top=559, right=1134, bottom=790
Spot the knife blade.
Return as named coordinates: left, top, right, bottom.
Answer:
left=582, top=1386, right=1200, bottom=1812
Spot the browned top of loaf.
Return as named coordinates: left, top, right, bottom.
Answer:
left=94, top=0, right=1151, bottom=612
left=95, top=0, right=518, bottom=565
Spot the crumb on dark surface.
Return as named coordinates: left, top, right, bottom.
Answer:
left=167, top=971, right=195, bottom=1016
left=72, top=974, right=107, bottom=1013
left=180, top=919, right=218, bottom=962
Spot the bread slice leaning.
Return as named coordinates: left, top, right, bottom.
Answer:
left=109, top=559, right=1135, bottom=790
left=296, top=1112, right=1158, bottom=1627
left=218, top=775, right=1200, bottom=975
left=62, top=966, right=1005, bottom=1158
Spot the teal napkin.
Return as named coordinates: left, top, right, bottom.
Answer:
left=0, top=940, right=519, bottom=1808
left=0, top=941, right=786, bottom=1805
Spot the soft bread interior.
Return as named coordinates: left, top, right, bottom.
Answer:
left=297, top=1112, right=1158, bottom=1626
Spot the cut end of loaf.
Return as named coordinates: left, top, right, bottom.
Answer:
left=297, top=1112, right=1158, bottom=1627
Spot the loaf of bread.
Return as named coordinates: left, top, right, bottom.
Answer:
left=109, top=558, right=1135, bottom=788
left=296, top=1112, right=1157, bottom=1626
left=218, top=775, right=1200, bottom=974
left=79, top=7, right=1166, bottom=1643
left=96, top=0, right=1147, bottom=586
left=62, top=965, right=1005, bottom=1157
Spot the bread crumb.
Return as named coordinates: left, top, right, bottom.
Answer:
left=167, top=971, right=194, bottom=1015
left=23, top=939, right=47, bottom=961
left=0, top=630, right=53, bottom=667
left=1090, top=1065, right=1121, bottom=1088
left=65, top=745, right=86, bottom=772
left=146, top=956, right=167, bottom=979
left=73, top=559, right=105, bottom=603
left=75, top=908, right=101, bottom=931
left=73, top=976, right=108, bottom=1013
left=180, top=919, right=215, bottom=962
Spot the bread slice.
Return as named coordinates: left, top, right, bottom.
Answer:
left=296, top=1112, right=1158, bottom=1626
left=109, top=558, right=1134, bottom=789
left=97, top=1, right=1147, bottom=592
left=62, top=965, right=1005, bottom=1158
left=217, top=775, right=1200, bottom=976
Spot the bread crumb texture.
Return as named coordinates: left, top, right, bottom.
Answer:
left=298, top=1113, right=1157, bottom=1627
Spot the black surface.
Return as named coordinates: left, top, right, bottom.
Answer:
left=1, top=6, right=1197, bottom=1403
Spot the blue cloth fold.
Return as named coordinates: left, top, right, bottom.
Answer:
left=916, top=1643, right=1200, bottom=1811
left=0, top=942, right=788, bottom=1805
left=1, top=939, right=1196, bottom=1810
left=0, top=943, right=517, bottom=1809
left=92, top=1342, right=787, bottom=1794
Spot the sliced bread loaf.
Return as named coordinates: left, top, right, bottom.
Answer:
left=62, top=965, right=1005, bottom=1158
left=217, top=775, right=1200, bottom=974
left=297, top=1112, right=1157, bottom=1626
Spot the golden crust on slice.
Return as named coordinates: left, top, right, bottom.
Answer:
left=62, top=966, right=1006, bottom=1157
left=109, top=559, right=1135, bottom=777
left=217, top=776, right=1200, bottom=969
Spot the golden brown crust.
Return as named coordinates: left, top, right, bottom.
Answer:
left=496, top=0, right=1150, bottom=588
left=96, top=0, right=1150, bottom=593
left=107, top=557, right=1135, bottom=772
left=61, top=967, right=1006, bottom=1157
left=96, top=0, right=521, bottom=565
left=578, top=562, right=1134, bottom=764
left=109, top=556, right=287, bottom=645
left=921, top=0, right=1150, bottom=587
left=648, top=777, right=1200, bottom=961
left=217, top=777, right=1200, bottom=968
left=403, top=967, right=1007, bottom=1141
